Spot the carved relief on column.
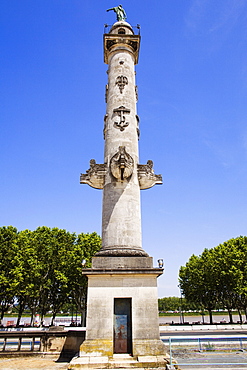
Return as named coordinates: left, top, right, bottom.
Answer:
left=80, top=159, right=106, bottom=189
left=135, top=85, right=138, bottom=101
left=138, top=160, right=163, bottom=189
left=113, top=106, right=130, bottom=131
left=116, top=75, right=128, bottom=93
left=105, top=84, right=108, bottom=103
left=103, top=114, right=108, bottom=139
left=110, top=146, right=134, bottom=181
left=136, top=114, right=140, bottom=139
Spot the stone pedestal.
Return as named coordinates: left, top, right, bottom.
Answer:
left=79, top=257, right=167, bottom=360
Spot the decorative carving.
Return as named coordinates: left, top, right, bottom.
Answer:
left=135, top=85, right=138, bottom=101
left=113, top=106, right=130, bottom=131
left=80, top=159, right=106, bottom=189
left=106, top=39, right=117, bottom=50
left=95, top=247, right=149, bottom=257
left=116, top=75, right=128, bottom=93
left=103, top=114, right=108, bottom=139
left=136, top=115, right=140, bottom=139
left=138, top=160, right=163, bottom=190
left=105, top=84, right=108, bottom=103
left=110, top=146, right=134, bottom=181
left=128, top=40, right=138, bottom=51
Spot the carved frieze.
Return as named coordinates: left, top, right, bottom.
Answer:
left=138, top=160, right=162, bottom=189
left=113, top=106, right=130, bottom=131
left=116, top=75, right=128, bottom=93
left=110, top=146, right=134, bottom=181
left=80, top=159, right=106, bottom=189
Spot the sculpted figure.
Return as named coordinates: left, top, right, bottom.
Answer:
left=107, top=5, right=127, bottom=21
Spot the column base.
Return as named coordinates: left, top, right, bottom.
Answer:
left=80, top=339, right=113, bottom=357
left=69, top=352, right=172, bottom=369
left=79, top=338, right=167, bottom=358
left=133, top=338, right=168, bottom=356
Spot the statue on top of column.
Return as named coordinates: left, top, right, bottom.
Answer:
left=107, top=5, right=127, bottom=21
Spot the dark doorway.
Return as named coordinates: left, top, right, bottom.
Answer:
left=114, top=298, right=132, bottom=354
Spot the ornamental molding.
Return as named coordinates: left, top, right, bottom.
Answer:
left=80, top=159, right=106, bottom=189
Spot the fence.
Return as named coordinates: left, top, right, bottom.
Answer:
left=0, top=331, right=42, bottom=352
left=163, top=336, right=247, bottom=368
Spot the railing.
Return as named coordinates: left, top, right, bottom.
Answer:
left=163, top=336, right=247, bottom=368
left=0, top=331, right=42, bottom=352
left=104, top=24, right=141, bottom=35
left=0, top=329, right=85, bottom=354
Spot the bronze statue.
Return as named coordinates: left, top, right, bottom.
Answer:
left=107, top=5, right=127, bottom=21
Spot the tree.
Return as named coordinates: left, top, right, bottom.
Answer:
left=179, top=236, right=247, bottom=324
left=158, top=297, right=181, bottom=312
left=179, top=249, right=218, bottom=324
left=15, top=229, right=37, bottom=327
left=0, top=226, right=20, bottom=325
left=28, top=227, right=77, bottom=326
left=158, top=296, right=198, bottom=312
left=66, top=232, right=101, bottom=325
left=0, top=226, right=101, bottom=326
left=212, top=237, right=247, bottom=323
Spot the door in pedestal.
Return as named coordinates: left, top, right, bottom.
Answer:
left=114, top=298, right=132, bottom=354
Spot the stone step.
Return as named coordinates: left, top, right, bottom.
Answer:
left=110, top=354, right=136, bottom=363
left=68, top=355, right=171, bottom=369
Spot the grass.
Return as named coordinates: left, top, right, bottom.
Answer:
left=159, top=311, right=242, bottom=317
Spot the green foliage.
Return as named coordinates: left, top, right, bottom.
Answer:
left=179, top=236, right=247, bottom=324
left=204, top=342, right=215, bottom=351
left=0, top=226, right=19, bottom=322
left=158, top=296, right=198, bottom=312
left=0, top=226, right=101, bottom=326
left=158, top=296, right=181, bottom=311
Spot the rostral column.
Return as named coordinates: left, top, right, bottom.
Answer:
left=79, top=11, right=166, bottom=361
left=81, top=22, right=162, bottom=258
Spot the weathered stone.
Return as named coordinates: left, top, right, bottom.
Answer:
left=92, top=256, right=153, bottom=269
left=80, top=160, right=106, bottom=189
left=138, top=161, right=163, bottom=190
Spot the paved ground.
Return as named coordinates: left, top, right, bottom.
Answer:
left=175, top=350, right=247, bottom=369
left=0, top=355, right=247, bottom=370
left=0, top=355, right=69, bottom=370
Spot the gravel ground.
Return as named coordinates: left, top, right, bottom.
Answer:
left=0, top=355, right=69, bottom=370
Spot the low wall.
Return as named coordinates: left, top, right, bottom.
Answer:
left=0, top=328, right=85, bottom=358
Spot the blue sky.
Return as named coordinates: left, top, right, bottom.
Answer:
left=1, top=1, right=247, bottom=297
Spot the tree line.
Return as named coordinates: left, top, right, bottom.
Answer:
left=158, top=296, right=197, bottom=313
left=179, top=236, right=247, bottom=324
left=0, top=226, right=101, bottom=327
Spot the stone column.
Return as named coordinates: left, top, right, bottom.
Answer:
left=81, top=21, right=162, bottom=257
left=101, top=22, right=144, bottom=257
